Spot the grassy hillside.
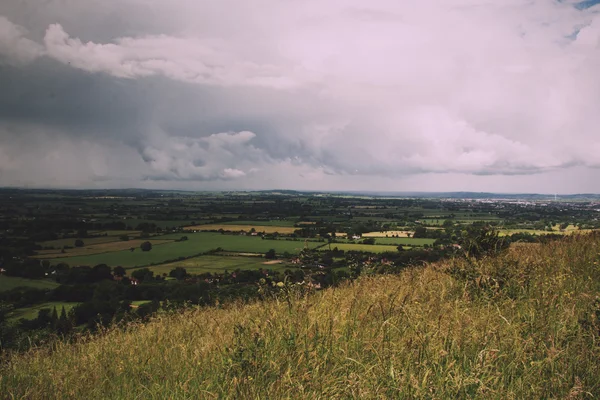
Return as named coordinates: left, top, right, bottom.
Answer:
left=2, top=235, right=600, bottom=398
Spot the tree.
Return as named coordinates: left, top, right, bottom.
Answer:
left=265, top=249, right=276, bottom=260
left=74, top=239, right=84, bottom=247
left=413, top=226, right=428, bottom=238
left=131, top=268, right=154, bottom=282
left=169, top=267, right=188, bottom=280
left=113, top=266, right=126, bottom=277
left=140, top=241, right=152, bottom=252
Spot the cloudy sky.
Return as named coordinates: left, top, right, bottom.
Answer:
left=1, top=0, right=599, bottom=193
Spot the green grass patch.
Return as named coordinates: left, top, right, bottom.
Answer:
left=219, top=220, right=297, bottom=227
left=324, top=243, right=400, bottom=253
left=49, top=233, right=320, bottom=268
left=0, top=276, right=59, bottom=292
left=7, top=302, right=79, bottom=321
left=373, top=237, right=436, bottom=246
left=131, top=255, right=287, bottom=275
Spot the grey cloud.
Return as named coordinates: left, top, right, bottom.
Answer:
left=0, top=1, right=600, bottom=191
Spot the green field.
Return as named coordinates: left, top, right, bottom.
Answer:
left=373, top=237, right=436, bottom=246
left=39, top=236, right=123, bottom=248
left=0, top=276, right=60, bottom=292
left=49, top=233, right=321, bottom=268
left=8, top=302, right=79, bottom=321
left=324, top=243, right=400, bottom=253
left=131, top=255, right=287, bottom=275
left=220, top=220, right=297, bottom=227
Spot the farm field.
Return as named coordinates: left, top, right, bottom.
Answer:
left=131, top=255, right=287, bottom=275
left=184, top=224, right=297, bottom=234
left=323, top=243, right=400, bottom=253
left=362, top=230, right=413, bottom=237
left=103, top=219, right=195, bottom=229
left=49, top=233, right=321, bottom=267
left=219, top=220, right=297, bottom=227
left=372, top=237, right=436, bottom=246
left=39, top=236, right=124, bottom=249
left=7, top=302, right=80, bottom=321
left=31, top=239, right=174, bottom=259
left=0, top=276, right=59, bottom=292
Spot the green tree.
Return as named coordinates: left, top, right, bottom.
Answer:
left=140, top=241, right=152, bottom=252
left=74, top=239, right=84, bottom=247
left=169, top=267, right=188, bottom=280
left=113, top=266, right=126, bottom=277
left=265, top=249, right=276, bottom=260
left=131, top=268, right=154, bottom=282
left=413, top=226, right=428, bottom=238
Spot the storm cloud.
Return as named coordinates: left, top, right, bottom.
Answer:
left=1, top=0, right=600, bottom=192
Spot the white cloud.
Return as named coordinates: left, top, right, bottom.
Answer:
left=42, top=23, right=299, bottom=89
left=0, top=16, right=44, bottom=65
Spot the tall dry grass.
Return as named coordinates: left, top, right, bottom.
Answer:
left=2, top=234, right=600, bottom=399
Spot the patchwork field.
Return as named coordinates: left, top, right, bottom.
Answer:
left=131, top=255, right=287, bottom=275
left=0, top=276, right=60, bottom=292
left=31, top=239, right=174, bottom=259
left=48, top=233, right=320, bottom=268
left=184, top=224, right=297, bottom=234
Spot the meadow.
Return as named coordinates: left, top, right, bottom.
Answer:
left=7, top=302, right=79, bottom=321
left=32, top=239, right=174, bottom=259
left=131, top=255, right=288, bottom=275
left=48, top=233, right=321, bottom=267
left=220, top=220, right=298, bottom=227
left=325, top=243, right=400, bottom=253
left=362, top=230, right=413, bottom=237
left=184, top=224, right=297, bottom=234
left=3, top=234, right=599, bottom=398
left=372, top=237, right=436, bottom=246
left=0, top=276, right=59, bottom=292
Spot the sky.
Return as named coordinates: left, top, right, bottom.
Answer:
left=0, top=0, right=599, bottom=194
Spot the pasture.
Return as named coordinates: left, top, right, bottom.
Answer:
left=49, top=233, right=320, bottom=268
left=130, top=255, right=287, bottom=275
left=372, top=237, right=436, bottom=246
left=324, top=243, right=400, bottom=253
left=31, top=239, right=174, bottom=259
left=362, top=230, right=413, bottom=238
left=7, top=302, right=80, bottom=321
left=219, top=220, right=297, bottom=227
left=184, top=224, right=297, bottom=234
left=0, top=276, right=59, bottom=292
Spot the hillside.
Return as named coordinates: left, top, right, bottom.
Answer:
left=2, top=235, right=600, bottom=398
